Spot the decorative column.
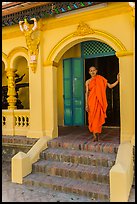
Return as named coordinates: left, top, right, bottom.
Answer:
left=6, top=69, right=17, bottom=110
left=43, top=62, right=58, bottom=138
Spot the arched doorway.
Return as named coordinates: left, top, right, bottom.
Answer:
left=63, top=40, right=120, bottom=127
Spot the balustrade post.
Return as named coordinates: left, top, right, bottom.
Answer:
left=2, top=110, right=15, bottom=136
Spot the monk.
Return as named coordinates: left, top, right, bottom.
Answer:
left=85, top=66, right=120, bottom=142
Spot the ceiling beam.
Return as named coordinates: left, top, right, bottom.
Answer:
left=2, top=2, right=51, bottom=16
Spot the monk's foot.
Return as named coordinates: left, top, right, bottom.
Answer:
left=91, top=137, right=97, bottom=142
left=96, top=134, right=99, bottom=141
left=91, top=135, right=98, bottom=142
left=91, top=133, right=100, bottom=142
left=92, top=133, right=98, bottom=142
left=96, top=134, right=100, bottom=142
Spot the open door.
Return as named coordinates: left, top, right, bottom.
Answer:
left=63, top=58, right=85, bottom=126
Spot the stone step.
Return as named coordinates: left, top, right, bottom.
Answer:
left=47, top=138, right=119, bottom=154
left=41, top=148, right=116, bottom=167
left=2, top=135, right=38, bottom=146
left=32, top=160, right=110, bottom=184
left=23, top=173, right=110, bottom=201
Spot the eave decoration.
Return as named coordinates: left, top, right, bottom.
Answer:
left=19, top=18, right=40, bottom=73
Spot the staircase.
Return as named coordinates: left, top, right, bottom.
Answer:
left=23, top=134, right=119, bottom=202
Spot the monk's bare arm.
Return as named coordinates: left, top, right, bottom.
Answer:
left=107, top=73, right=120, bottom=89
left=107, top=80, right=119, bottom=89
left=85, top=80, right=89, bottom=112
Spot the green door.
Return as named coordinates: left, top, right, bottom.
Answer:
left=63, top=58, right=84, bottom=126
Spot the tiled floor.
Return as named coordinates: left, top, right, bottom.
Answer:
left=58, top=126, right=120, bottom=144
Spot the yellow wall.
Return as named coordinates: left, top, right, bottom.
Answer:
left=2, top=33, right=26, bottom=55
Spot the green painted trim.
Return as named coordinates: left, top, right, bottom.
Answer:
left=81, top=41, right=116, bottom=58
left=84, top=52, right=115, bottom=58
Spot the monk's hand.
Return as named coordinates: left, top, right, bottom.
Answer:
left=117, top=73, right=120, bottom=82
left=85, top=105, right=89, bottom=112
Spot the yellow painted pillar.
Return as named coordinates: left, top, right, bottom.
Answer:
left=6, top=69, right=17, bottom=110
left=27, top=46, right=45, bottom=138
left=131, top=6, right=135, bottom=146
left=43, top=63, right=58, bottom=138
left=116, top=52, right=134, bottom=143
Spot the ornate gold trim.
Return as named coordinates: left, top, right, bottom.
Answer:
left=18, top=18, right=40, bottom=73
left=8, top=47, right=28, bottom=61
left=116, top=51, right=133, bottom=57
left=7, top=47, right=28, bottom=69
left=44, top=61, right=59, bottom=67
left=2, top=52, right=8, bottom=67
left=94, top=29, right=126, bottom=51
left=73, top=22, right=95, bottom=36
left=47, top=33, right=74, bottom=62
left=46, top=23, right=127, bottom=64
left=2, top=52, right=7, bottom=60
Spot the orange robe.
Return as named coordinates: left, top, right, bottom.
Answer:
left=88, top=75, right=108, bottom=133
